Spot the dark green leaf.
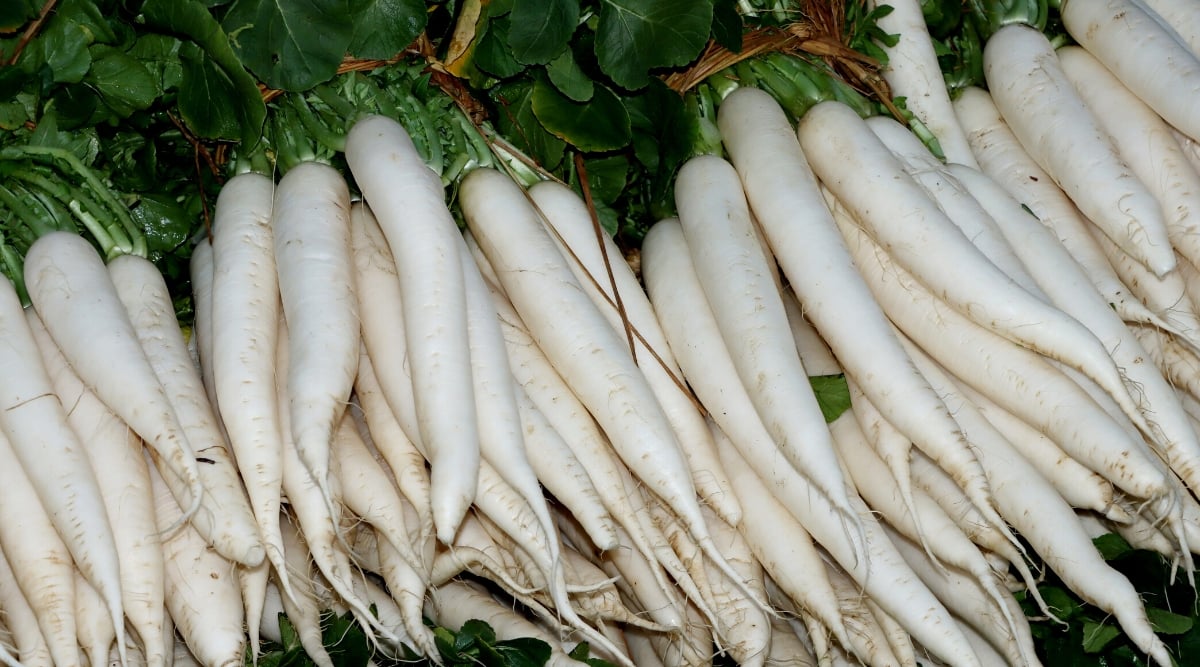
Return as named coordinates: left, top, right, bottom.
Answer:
left=532, top=78, right=630, bottom=151
left=48, top=82, right=102, bottom=128
left=508, top=0, right=577, bottom=65
left=594, top=0, right=714, bottom=90
left=1092, top=532, right=1134, bottom=561
left=474, top=15, right=524, bottom=78
left=457, top=619, right=497, bottom=650
left=220, top=0, right=357, bottom=91
left=1038, top=585, right=1083, bottom=621
left=491, top=79, right=566, bottom=170
left=490, top=0, right=516, bottom=15
left=1148, top=607, right=1193, bottom=635
left=545, top=48, right=592, bottom=102
left=711, top=0, right=742, bottom=53
left=128, top=34, right=184, bottom=93
left=1081, top=619, right=1122, bottom=653
left=0, top=102, right=28, bottom=130
left=277, top=613, right=301, bottom=652
left=348, top=0, right=426, bottom=59
left=580, top=155, right=627, bottom=205
left=809, top=374, right=851, bottom=423
left=0, top=0, right=38, bottom=34
left=141, top=0, right=266, bottom=148
left=320, top=610, right=371, bottom=667
left=491, top=637, right=553, bottom=667
left=85, top=45, right=159, bottom=117
left=175, top=42, right=247, bottom=141
left=54, top=0, right=117, bottom=45
left=27, top=14, right=92, bottom=84
left=27, top=113, right=100, bottom=164
left=129, top=194, right=192, bottom=261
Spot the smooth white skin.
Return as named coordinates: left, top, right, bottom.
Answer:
left=348, top=204, right=435, bottom=542
left=271, top=161, right=359, bottom=532
left=819, top=556, right=903, bottom=667
left=207, top=171, right=291, bottom=599
left=1139, top=0, right=1200, bottom=56
left=0, top=257, right=127, bottom=656
left=484, top=274, right=673, bottom=601
left=982, top=23, right=1175, bottom=277
left=672, top=154, right=860, bottom=531
left=512, top=382, right=619, bottom=551
left=700, top=508, right=770, bottom=667
left=74, top=573, right=115, bottom=667
left=23, top=232, right=204, bottom=528
left=719, top=88, right=1002, bottom=544
left=273, top=322, right=392, bottom=645
left=275, top=516, right=335, bottom=667
left=865, top=114, right=1047, bottom=299
left=150, top=462, right=245, bottom=667
left=868, top=0, right=979, bottom=167
left=907, top=342, right=1175, bottom=667
left=1063, top=0, right=1200, bottom=145
left=950, top=162, right=1200, bottom=500
left=706, top=423, right=852, bottom=651
left=345, top=115, right=479, bottom=545
left=0, top=546, right=51, bottom=667
left=330, top=414, right=424, bottom=577
left=0, top=425, right=79, bottom=667
left=829, top=398, right=1022, bottom=627
left=460, top=166, right=758, bottom=622
left=29, top=311, right=167, bottom=667
left=952, top=86, right=1175, bottom=331
left=108, top=254, right=263, bottom=568
left=800, top=100, right=1153, bottom=443
left=1089, top=221, right=1200, bottom=338
left=1059, top=45, right=1200, bottom=270
left=188, top=239, right=219, bottom=409
left=529, top=179, right=740, bottom=526
left=458, top=236, right=562, bottom=570
left=827, top=193, right=1169, bottom=500
left=885, top=525, right=1037, bottom=667
left=719, top=423, right=983, bottom=667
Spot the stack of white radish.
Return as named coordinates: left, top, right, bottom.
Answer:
left=7, top=0, right=1200, bottom=665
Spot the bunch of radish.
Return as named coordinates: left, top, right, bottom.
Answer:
left=7, top=0, right=1200, bottom=666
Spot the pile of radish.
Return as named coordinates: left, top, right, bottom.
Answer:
left=7, top=0, right=1200, bottom=666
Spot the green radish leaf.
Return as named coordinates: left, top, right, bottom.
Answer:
left=0, top=0, right=38, bottom=34
left=1038, top=585, right=1083, bottom=621
left=25, top=12, right=92, bottom=84
left=711, top=0, right=743, bottom=52
left=532, top=78, right=630, bottom=151
left=27, top=113, right=100, bottom=165
left=347, top=0, right=426, bottom=59
left=474, top=15, right=525, bottom=78
left=595, top=0, right=714, bottom=90
left=507, top=0, right=578, bottom=65
left=175, top=42, right=251, bottom=142
left=1092, top=532, right=1133, bottom=561
left=0, top=102, right=27, bottom=130
left=578, top=155, right=628, bottom=205
left=320, top=610, right=371, bottom=667
left=128, top=34, right=184, bottom=94
left=1081, top=619, right=1122, bottom=653
left=489, top=637, right=553, bottom=667
left=491, top=79, right=566, bottom=170
left=809, top=374, right=851, bottom=423
left=457, top=619, right=497, bottom=650
left=141, top=0, right=266, bottom=148
left=220, top=0, right=357, bottom=91
left=85, top=45, right=159, bottom=118
left=1148, top=607, right=1193, bottom=635
left=545, top=46, right=593, bottom=101
left=129, top=194, right=193, bottom=262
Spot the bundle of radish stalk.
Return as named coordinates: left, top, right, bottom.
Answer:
left=8, top=0, right=1200, bottom=666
